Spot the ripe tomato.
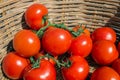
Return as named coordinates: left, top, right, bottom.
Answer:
left=61, top=56, right=89, bottom=80
left=25, top=3, right=48, bottom=30
left=34, top=51, right=58, bottom=65
left=91, top=40, right=119, bottom=65
left=23, top=59, right=56, bottom=80
left=91, top=27, right=116, bottom=43
left=90, top=66, right=120, bottom=80
left=73, top=25, right=90, bottom=37
left=117, top=42, right=120, bottom=54
left=13, top=30, right=41, bottom=57
left=42, top=27, right=72, bottom=56
left=2, top=52, right=29, bottom=79
left=112, top=58, right=120, bottom=75
left=69, top=34, right=92, bottom=57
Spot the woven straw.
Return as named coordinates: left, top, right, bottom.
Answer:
left=0, top=0, right=120, bottom=80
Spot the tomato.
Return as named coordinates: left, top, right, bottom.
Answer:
left=117, top=42, right=120, bottom=54
left=69, top=34, right=92, bottom=57
left=112, top=58, right=120, bottom=75
left=13, top=30, right=40, bottom=57
left=23, top=59, right=56, bottom=80
left=34, top=51, right=58, bottom=65
left=91, top=27, right=116, bottom=43
left=2, top=52, right=29, bottom=79
left=90, top=66, right=120, bottom=80
left=42, top=27, right=72, bottom=56
left=91, top=40, right=119, bottom=65
left=73, top=25, right=90, bottom=37
left=61, top=56, right=89, bottom=80
left=25, top=3, right=48, bottom=30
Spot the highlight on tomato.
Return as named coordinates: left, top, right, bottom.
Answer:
left=61, top=56, right=89, bottom=80
left=25, top=3, right=48, bottom=30
left=2, top=52, right=30, bottom=79
left=91, top=27, right=116, bottom=43
left=91, top=40, right=119, bottom=65
left=23, top=59, right=56, bottom=80
left=90, top=66, right=120, bottom=80
left=69, top=34, right=92, bottom=57
left=13, top=30, right=41, bottom=57
left=42, top=27, right=72, bottom=56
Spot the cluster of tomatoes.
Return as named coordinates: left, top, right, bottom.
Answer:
left=2, top=3, right=120, bottom=80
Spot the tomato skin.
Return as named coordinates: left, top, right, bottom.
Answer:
left=90, top=66, right=120, bottom=80
left=42, top=27, right=72, bottom=56
left=69, top=34, right=92, bottom=57
left=23, top=59, right=56, bottom=80
left=91, top=40, right=118, bottom=65
left=91, top=27, right=116, bottom=43
left=112, top=58, right=120, bottom=75
left=61, top=56, right=89, bottom=80
left=25, top=3, right=48, bottom=30
left=13, top=30, right=40, bottom=57
left=2, top=52, right=29, bottom=79
left=117, top=42, right=120, bottom=54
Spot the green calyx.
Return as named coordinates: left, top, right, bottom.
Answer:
left=29, top=53, right=72, bottom=69
left=36, top=22, right=86, bottom=38
left=29, top=56, right=39, bottom=68
left=36, top=15, right=86, bottom=38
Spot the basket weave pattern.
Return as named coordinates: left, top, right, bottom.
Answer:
left=0, top=0, right=120, bottom=80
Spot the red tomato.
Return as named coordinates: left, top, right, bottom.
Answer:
left=91, top=40, right=119, bottom=65
left=112, top=58, right=120, bottom=75
left=91, top=27, right=116, bottom=43
left=69, top=34, right=92, bottom=57
left=42, top=27, right=72, bottom=56
left=61, top=56, right=89, bottom=80
left=90, top=66, right=120, bottom=80
left=117, top=42, right=120, bottom=54
left=13, top=30, right=41, bottom=57
left=23, top=59, right=56, bottom=80
left=25, top=3, right=48, bottom=30
left=2, top=52, right=29, bottom=79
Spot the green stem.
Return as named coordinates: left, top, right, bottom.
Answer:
left=42, top=15, right=48, bottom=26
left=30, top=53, right=72, bottom=69
left=36, top=21, right=50, bottom=38
left=36, top=21, right=85, bottom=38
left=30, top=57, right=35, bottom=64
left=50, top=23, right=84, bottom=37
left=30, top=55, right=48, bottom=68
left=45, top=54, right=72, bottom=68
left=30, top=57, right=40, bottom=68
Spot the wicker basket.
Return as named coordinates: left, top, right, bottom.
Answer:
left=0, top=0, right=120, bottom=80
